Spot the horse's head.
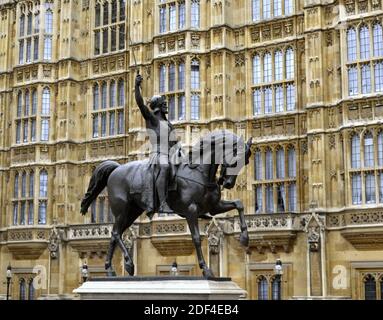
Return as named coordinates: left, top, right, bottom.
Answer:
left=218, top=137, right=253, bottom=189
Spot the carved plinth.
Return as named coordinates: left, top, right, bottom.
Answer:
left=73, top=276, right=247, bottom=300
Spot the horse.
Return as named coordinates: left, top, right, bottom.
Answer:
left=80, top=130, right=252, bottom=278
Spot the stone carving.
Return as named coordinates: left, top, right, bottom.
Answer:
left=206, top=219, right=223, bottom=255
left=48, top=227, right=62, bottom=259
left=303, top=213, right=325, bottom=252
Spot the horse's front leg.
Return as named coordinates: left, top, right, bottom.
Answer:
left=186, top=204, right=214, bottom=278
left=210, top=199, right=249, bottom=247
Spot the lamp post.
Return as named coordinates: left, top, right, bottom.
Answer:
left=274, top=259, right=283, bottom=300
left=170, top=261, right=178, bottom=276
left=6, top=264, right=12, bottom=300
left=81, top=263, right=89, bottom=283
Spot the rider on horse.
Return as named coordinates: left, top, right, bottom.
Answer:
left=135, top=73, right=176, bottom=218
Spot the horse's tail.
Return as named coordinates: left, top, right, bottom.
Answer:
left=80, top=161, right=120, bottom=215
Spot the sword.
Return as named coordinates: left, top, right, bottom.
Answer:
left=129, top=34, right=139, bottom=76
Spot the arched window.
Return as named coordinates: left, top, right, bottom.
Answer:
left=118, top=79, right=124, bottom=106
left=42, top=88, right=50, bottom=115
left=288, top=183, right=296, bottom=211
left=111, top=0, right=117, bottom=23
left=109, top=111, right=115, bottom=135
left=13, top=202, right=18, bottom=225
left=159, top=6, right=166, bottom=33
left=351, top=134, right=361, bottom=168
left=93, top=84, right=99, bottom=110
left=14, top=172, right=19, bottom=199
left=20, top=14, right=25, bottom=37
left=253, top=89, right=262, bottom=115
left=254, top=150, right=262, bottom=180
left=27, top=13, right=32, bottom=35
left=378, top=132, right=383, bottom=166
left=95, top=3, right=100, bottom=27
left=258, top=276, right=268, bottom=300
left=373, top=23, right=383, bottom=57
left=272, top=277, right=281, bottom=300
left=275, top=85, right=283, bottom=113
left=103, top=2, right=109, bottom=25
left=364, top=274, right=377, bottom=300
left=347, top=27, right=357, bottom=61
left=159, top=64, right=166, bottom=92
left=263, top=0, right=271, bottom=19
left=191, top=0, right=200, bottom=28
left=109, top=81, right=116, bottom=108
left=360, top=25, right=370, bottom=59
left=265, top=149, right=273, bottom=180
left=119, top=0, right=126, bottom=21
left=168, top=96, right=175, bottom=121
left=168, top=63, right=176, bottom=91
left=17, top=92, right=22, bottom=117
left=21, top=172, right=27, bottom=198
left=365, top=173, right=376, bottom=204
left=32, top=89, right=37, bottom=115
left=255, top=185, right=262, bottom=213
left=274, top=50, right=283, bottom=81
left=252, top=0, right=260, bottom=21
left=179, top=1, right=186, bottom=29
left=191, top=94, right=200, bottom=120
left=45, top=9, right=53, bottom=34
left=375, top=61, right=383, bottom=92
left=253, top=55, right=261, bottom=84
left=276, top=148, right=285, bottom=179
left=178, top=62, right=185, bottom=90
left=28, top=279, right=35, bottom=300
left=25, top=90, right=30, bottom=116
left=34, top=12, right=40, bottom=33
left=263, top=52, right=272, bottom=82
left=29, top=171, right=34, bottom=197
left=285, top=48, right=294, bottom=79
left=39, top=170, right=48, bottom=198
left=288, top=147, right=296, bottom=177
left=178, top=94, right=186, bottom=120
left=348, top=66, right=358, bottom=95
left=264, top=87, right=272, bottom=113
left=101, top=82, right=107, bottom=109
left=364, top=132, right=374, bottom=167
left=169, top=3, right=176, bottom=31
left=273, top=0, right=282, bottom=17
left=191, top=59, right=200, bottom=90
left=361, top=64, right=371, bottom=94
left=19, top=279, right=26, bottom=300
left=277, top=185, right=285, bottom=212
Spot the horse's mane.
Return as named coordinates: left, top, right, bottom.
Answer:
left=188, top=130, right=244, bottom=165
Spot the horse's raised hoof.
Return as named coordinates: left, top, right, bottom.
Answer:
left=125, top=261, right=135, bottom=276
left=240, top=231, right=249, bottom=247
left=202, top=268, right=215, bottom=279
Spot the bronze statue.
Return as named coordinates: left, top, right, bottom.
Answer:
left=80, top=74, right=252, bottom=278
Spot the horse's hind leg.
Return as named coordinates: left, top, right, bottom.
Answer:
left=108, top=199, right=142, bottom=276
left=105, top=232, right=118, bottom=277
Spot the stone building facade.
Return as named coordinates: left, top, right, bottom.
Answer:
left=0, top=0, right=383, bottom=300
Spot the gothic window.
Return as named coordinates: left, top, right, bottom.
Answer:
left=263, top=52, right=272, bottom=82
left=253, top=55, right=261, bottom=84
left=159, top=64, right=166, bottom=92
left=38, top=200, right=47, bottom=224
left=179, top=1, right=186, bottom=29
left=28, top=279, right=35, bottom=300
left=364, top=275, right=377, bottom=300
left=95, top=3, right=101, bottom=27
left=43, top=36, right=52, bottom=60
left=103, top=2, right=109, bottom=25
left=255, top=185, right=262, bottom=213
left=20, top=14, right=25, bottom=37
left=255, top=150, right=262, bottom=180
left=94, top=31, right=100, bottom=55
left=275, top=85, right=284, bottom=112
left=42, top=88, right=50, bottom=115
left=375, top=62, right=383, bottom=92
left=276, top=148, right=285, bottom=179
left=361, top=64, right=371, bottom=94
left=380, top=174, right=383, bottom=203
left=265, top=185, right=273, bottom=213
left=360, top=25, right=370, bottom=60
left=45, top=8, right=53, bottom=34
left=365, top=173, right=376, bottom=203
left=288, top=183, right=296, bottom=211
left=169, top=63, right=176, bottom=91
left=19, top=279, right=26, bottom=300
left=265, top=149, right=273, bottom=180
left=263, top=0, right=271, bottom=19
left=191, top=94, right=200, bottom=120
left=178, top=62, right=185, bottom=90
left=378, top=132, right=383, bottom=165
left=119, top=0, right=126, bottom=21
left=178, top=94, right=186, bottom=120
left=159, top=5, right=166, bottom=33
left=111, top=0, right=117, bottom=23
left=285, top=48, right=294, bottom=79
left=348, top=66, right=358, bottom=95
left=352, top=174, right=362, bottom=204
left=264, top=87, right=272, bottom=113
left=14, top=173, right=19, bottom=199
left=32, top=89, right=37, bottom=115
left=168, top=95, right=175, bottom=121
left=347, top=27, right=357, bottom=61
left=92, top=80, right=125, bottom=138
left=91, top=201, right=96, bottom=223
left=191, top=0, right=200, bottom=28
left=13, top=202, right=18, bottom=225
left=21, top=172, right=27, bottom=198
left=274, top=50, right=283, bottom=81
left=373, top=23, right=383, bottom=57
left=169, top=3, right=176, bottom=31
left=258, top=276, right=268, bottom=300
left=277, top=185, right=285, bottom=212
left=253, top=89, right=262, bottom=115
left=288, top=147, right=296, bottom=177
left=364, top=132, right=374, bottom=167
left=351, top=134, right=361, bottom=168
left=272, top=277, right=282, bottom=300
left=90, top=188, right=112, bottom=223
left=39, top=170, right=48, bottom=198
left=284, top=0, right=293, bottom=15
left=191, top=59, right=200, bottom=89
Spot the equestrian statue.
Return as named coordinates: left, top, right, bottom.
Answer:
left=80, top=74, right=252, bottom=278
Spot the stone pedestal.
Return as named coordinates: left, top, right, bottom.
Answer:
left=73, top=276, right=247, bottom=300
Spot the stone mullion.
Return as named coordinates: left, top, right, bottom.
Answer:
left=185, top=0, right=191, bottom=29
